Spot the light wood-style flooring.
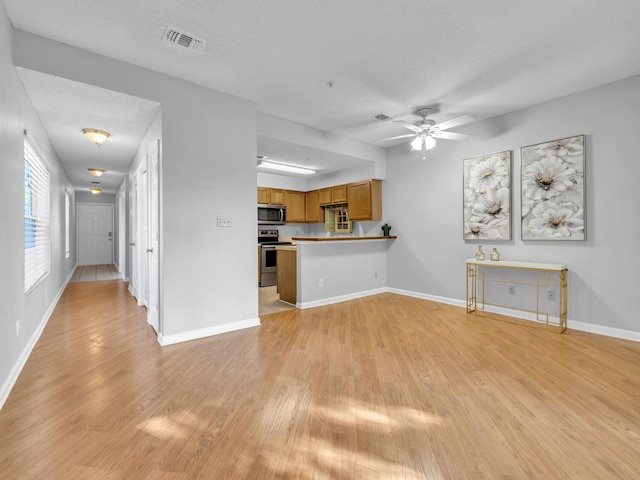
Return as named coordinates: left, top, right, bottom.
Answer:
left=1, top=280, right=639, bottom=479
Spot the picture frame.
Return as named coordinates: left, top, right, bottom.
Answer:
left=463, top=150, right=512, bottom=240
left=520, top=135, right=585, bottom=241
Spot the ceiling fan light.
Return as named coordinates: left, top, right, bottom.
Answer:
left=88, top=168, right=105, bottom=177
left=410, top=134, right=437, bottom=152
left=82, top=128, right=110, bottom=145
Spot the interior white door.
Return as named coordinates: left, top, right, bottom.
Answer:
left=77, top=204, right=113, bottom=265
left=147, top=140, right=160, bottom=333
left=136, top=165, right=149, bottom=308
left=130, top=174, right=139, bottom=299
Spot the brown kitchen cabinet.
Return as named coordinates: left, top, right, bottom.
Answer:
left=305, top=190, right=324, bottom=223
left=257, top=187, right=270, bottom=205
left=257, top=187, right=285, bottom=205
left=276, top=247, right=296, bottom=304
left=347, top=180, right=382, bottom=221
left=319, top=184, right=348, bottom=206
left=285, top=190, right=306, bottom=223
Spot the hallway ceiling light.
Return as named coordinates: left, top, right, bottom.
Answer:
left=82, top=128, right=110, bottom=145
left=88, top=168, right=105, bottom=177
left=90, top=188, right=102, bottom=194
left=257, top=159, right=315, bottom=175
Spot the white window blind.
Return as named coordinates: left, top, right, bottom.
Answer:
left=24, top=136, right=51, bottom=293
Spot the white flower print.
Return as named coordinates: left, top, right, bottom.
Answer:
left=464, top=219, right=504, bottom=240
left=535, top=136, right=584, bottom=159
left=522, top=155, right=577, bottom=201
left=471, top=187, right=510, bottom=223
left=467, top=155, right=508, bottom=194
left=526, top=201, right=584, bottom=238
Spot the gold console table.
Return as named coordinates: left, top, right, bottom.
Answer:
left=466, top=259, right=568, bottom=333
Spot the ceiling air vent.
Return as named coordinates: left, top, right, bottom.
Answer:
left=372, top=113, right=392, bottom=122
left=163, top=26, right=206, bottom=53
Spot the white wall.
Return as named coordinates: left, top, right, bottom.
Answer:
left=0, top=3, right=75, bottom=409
left=296, top=240, right=388, bottom=308
left=385, top=75, right=640, bottom=338
left=12, top=29, right=259, bottom=342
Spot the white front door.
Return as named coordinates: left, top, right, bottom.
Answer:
left=77, top=204, right=114, bottom=265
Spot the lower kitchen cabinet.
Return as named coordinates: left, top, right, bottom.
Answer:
left=276, top=248, right=296, bottom=304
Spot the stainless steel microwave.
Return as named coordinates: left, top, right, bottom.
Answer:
left=258, top=205, right=286, bottom=225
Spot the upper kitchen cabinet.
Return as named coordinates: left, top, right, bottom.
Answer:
left=258, top=187, right=285, bottom=205
left=347, top=180, right=382, bottom=221
left=257, top=187, right=269, bottom=204
left=285, top=190, right=306, bottom=223
left=319, top=185, right=348, bottom=206
left=305, top=190, right=324, bottom=223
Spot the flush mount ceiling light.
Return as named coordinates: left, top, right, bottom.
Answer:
left=88, top=168, right=105, bottom=177
left=90, top=188, right=102, bottom=194
left=257, top=159, right=315, bottom=175
left=82, top=128, right=110, bottom=146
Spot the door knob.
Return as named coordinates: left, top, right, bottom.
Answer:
left=130, top=242, right=135, bottom=246
left=147, top=248, right=154, bottom=253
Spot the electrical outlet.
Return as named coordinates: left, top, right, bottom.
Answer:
left=216, top=216, right=232, bottom=227
left=319, top=278, right=324, bottom=287
left=547, top=290, right=556, bottom=301
left=508, top=285, right=516, bottom=295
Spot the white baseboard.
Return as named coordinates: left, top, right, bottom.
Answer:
left=157, top=317, right=261, bottom=346
left=0, top=267, right=74, bottom=411
left=298, top=287, right=388, bottom=310
left=387, top=288, right=467, bottom=308
left=388, top=288, right=639, bottom=343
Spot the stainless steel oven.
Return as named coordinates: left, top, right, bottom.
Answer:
left=258, top=229, right=291, bottom=287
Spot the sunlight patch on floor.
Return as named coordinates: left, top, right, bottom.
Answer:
left=135, top=410, right=199, bottom=440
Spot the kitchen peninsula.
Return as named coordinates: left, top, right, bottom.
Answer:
left=277, top=236, right=396, bottom=309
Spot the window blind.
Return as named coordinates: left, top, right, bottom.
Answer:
left=24, top=136, right=51, bottom=293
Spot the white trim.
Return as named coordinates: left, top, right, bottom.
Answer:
left=298, top=287, right=388, bottom=310
left=566, top=320, right=640, bottom=343
left=387, top=288, right=466, bottom=308
left=157, top=317, right=261, bottom=346
left=0, top=267, right=74, bottom=411
left=388, top=288, right=639, bottom=343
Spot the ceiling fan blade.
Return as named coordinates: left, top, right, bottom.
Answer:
left=377, top=133, right=417, bottom=142
left=433, top=131, right=472, bottom=141
left=433, top=114, right=473, bottom=131
left=392, top=120, right=422, bottom=133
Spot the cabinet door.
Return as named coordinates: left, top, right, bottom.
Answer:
left=318, top=188, right=332, bottom=206
left=257, top=187, right=270, bottom=204
left=285, top=190, right=306, bottom=223
left=270, top=189, right=286, bottom=205
left=347, top=180, right=382, bottom=221
left=305, top=190, right=324, bottom=223
left=332, top=185, right=348, bottom=204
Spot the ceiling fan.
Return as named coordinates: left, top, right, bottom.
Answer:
left=378, top=107, right=473, bottom=159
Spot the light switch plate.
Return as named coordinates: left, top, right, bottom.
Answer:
left=217, top=216, right=232, bottom=227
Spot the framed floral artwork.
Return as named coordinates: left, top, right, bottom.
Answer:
left=521, top=135, right=585, bottom=240
left=463, top=150, right=512, bottom=240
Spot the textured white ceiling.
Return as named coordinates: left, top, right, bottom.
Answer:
left=5, top=0, right=640, bottom=187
